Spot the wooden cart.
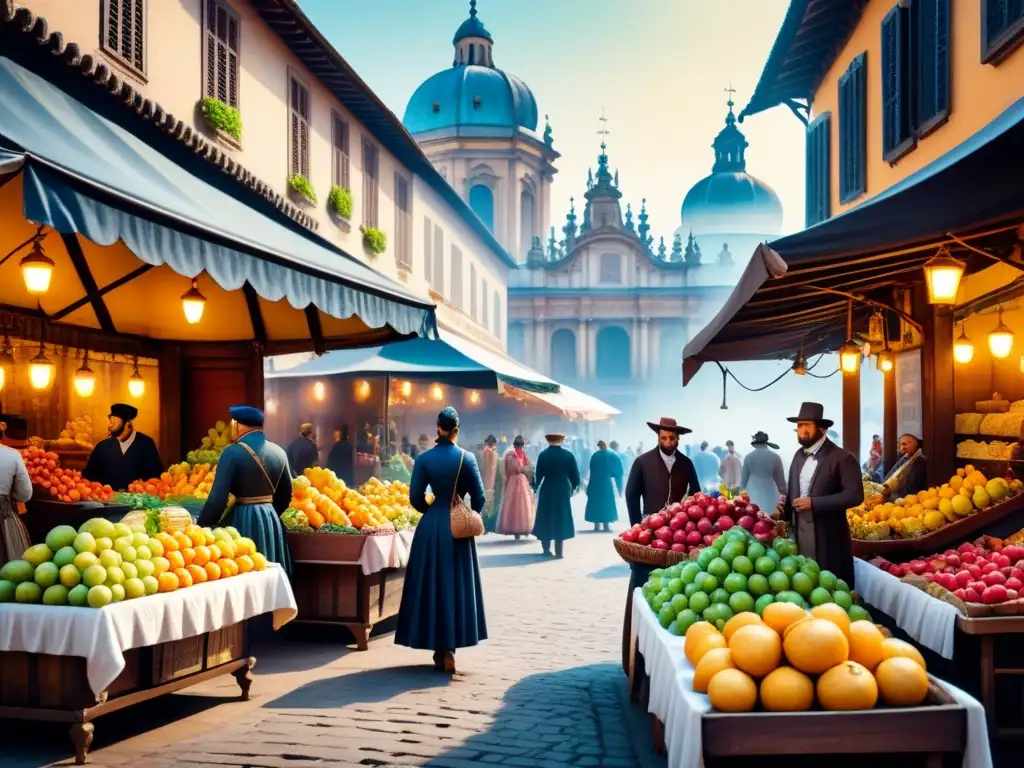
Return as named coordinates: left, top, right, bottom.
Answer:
left=287, top=532, right=406, bottom=650
left=955, top=613, right=1024, bottom=739
left=0, top=620, right=254, bottom=764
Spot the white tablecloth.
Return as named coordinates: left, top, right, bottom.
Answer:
left=854, top=558, right=959, bottom=658
left=633, top=587, right=992, bottom=768
left=394, top=529, right=415, bottom=568
left=359, top=533, right=396, bottom=575
left=0, top=565, right=296, bottom=697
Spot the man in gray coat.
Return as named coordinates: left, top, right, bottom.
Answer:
left=741, top=432, right=786, bottom=513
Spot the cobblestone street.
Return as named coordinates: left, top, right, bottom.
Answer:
left=5, top=497, right=665, bottom=768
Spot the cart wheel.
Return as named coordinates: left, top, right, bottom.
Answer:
left=69, top=722, right=94, bottom=765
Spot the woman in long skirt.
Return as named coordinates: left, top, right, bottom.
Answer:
left=496, top=436, right=534, bottom=538
left=0, top=428, right=33, bottom=567
left=396, top=407, right=487, bottom=673
left=584, top=440, right=623, bottom=532
left=480, top=435, right=500, bottom=533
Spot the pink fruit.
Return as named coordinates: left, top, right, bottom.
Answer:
left=702, top=535, right=715, bottom=547
left=955, top=571, right=972, bottom=588
left=961, top=551, right=977, bottom=564
left=748, top=503, right=760, bottom=514
left=1002, top=566, right=1014, bottom=577
left=945, top=554, right=961, bottom=568
left=673, top=529, right=688, bottom=545
left=888, top=566, right=902, bottom=577
left=969, top=580, right=988, bottom=594
left=737, top=515, right=756, bottom=531
left=1004, top=545, right=1024, bottom=563
left=909, top=560, right=928, bottom=575
left=655, top=527, right=673, bottom=543
left=637, top=530, right=652, bottom=546
left=922, top=572, right=935, bottom=582
left=958, top=542, right=974, bottom=554
left=899, top=564, right=910, bottom=577
left=965, top=588, right=982, bottom=602
left=670, top=543, right=686, bottom=553
left=982, top=562, right=999, bottom=575
left=651, top=539, right=669, bottom=550
left=995, top=555, right=1012, bottom=569
left=646, top=514, right=665, bottom=530
left=1006, top=577, right=1023, bottom=592
left=1013, top=568, right=1024, bottom=581
left=716, top=501, right=729, bottom=516
left=983, top=585, right=1009, bottom=604
left=669, top=516, right=686, bottom=531
left=697, top=518, right=713, bottom=535
left=685, top=521, right=697, bottom=534
left=968, top=564, right=982, bottom=579
left=754, top=532, right=774, bottom=543
left=717, top=516, right=735, bottom=531
left=621, top=529, right=638, bottom=543
left=1009, top=589, right=1020, bottom=601
left=753, top=520, right=774, bottom=536
left=940, top=574, right=959, bottom=591
left=954, top=588, right=967, bottom=600
left=687, top=506, right=705, bottom=522
left=686, top=530, right=702, bottom=545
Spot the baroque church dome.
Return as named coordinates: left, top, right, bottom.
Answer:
left=403, top=1, right=539, bottom=136
left=680, top=99, right=783, bottom=237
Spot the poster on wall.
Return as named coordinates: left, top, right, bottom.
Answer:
left=895, top=350, right=923, bottom=439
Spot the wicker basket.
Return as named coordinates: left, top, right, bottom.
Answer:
left=612, top=537, right=669, bottom=567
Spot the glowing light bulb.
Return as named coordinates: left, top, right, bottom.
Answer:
left=401, top=381, right=412, bottom=397
left=839, top=339, right=861, bottom=374
left=28, top=343, right=53, bottom=391
left=128, top=359, right=145, bottom=398
left=314, top=381, right=326, bottom=401
left=431, top=384, right=444, bottom=401
left=988, top=308, right=1014, bottom=359
left=181, top=278, right=207, bottom=325
left=20, top=243, right=55, bottom=295
left=923, top=249, right=966, bottom=305
left=74, top=356, right=96, bottom=397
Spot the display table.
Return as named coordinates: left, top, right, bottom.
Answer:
left=629, top=588, right=992, bottom=768
left=288, top=531, right=409, bottom=650
left=22, top=500, right=135, bottom=546
left=0, top=566, right=296, bottom=764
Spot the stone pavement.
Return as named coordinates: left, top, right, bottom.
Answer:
left=5, top=497, right=666, bottom=768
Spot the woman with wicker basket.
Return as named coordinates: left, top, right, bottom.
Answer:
left=396, top=407, right=487, bottom=674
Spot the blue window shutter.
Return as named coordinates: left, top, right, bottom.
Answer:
left=805, top=112, right=831, bottom=228
left=982, top=0, right=1024, bottom=64
left=917, top=0, right=951, bottom=135
left=881, top=5, right=914, bottom=163
left=839, top=53, right=867, bottom=204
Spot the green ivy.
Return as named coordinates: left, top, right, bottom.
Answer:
left=328, top=185, right=353, bottom=219
left=199, top=97, right=242, bottom=141
left=288, top=174, right=318, bottom=204
left=361, top=226, right=387, bottom=255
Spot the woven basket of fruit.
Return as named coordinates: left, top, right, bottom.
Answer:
left=613, top=536, right=670, bottom=567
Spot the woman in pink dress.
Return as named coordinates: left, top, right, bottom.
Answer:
left=497, top=435, right=534, bottom=538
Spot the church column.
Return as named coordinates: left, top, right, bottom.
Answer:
left=539, top=173, right=551, bottom=246
left=631, top=317, right=640, bottom=380
left=640, top=318, right=651, bottom=380
left=508, top=161, right=521, bottom=258
left=576, top=319, right=587, bottom=381
left=533, top=317, right=546, bottom=373
left=586, top=321, right=596, bottom=379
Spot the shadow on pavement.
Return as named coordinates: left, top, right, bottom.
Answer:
left=476, top=536, right=535, bottom=547
left=421, top=663, right=663, bottom=768
left=588, top=563, right=630, bottom=580
left=264, top=665, right=451, bottom=709
left=478, top=552, right=552, bottom=568
left=1, top=692, right=235, bottom=768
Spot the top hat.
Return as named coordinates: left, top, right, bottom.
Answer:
left=646, top=417, right=692, bottom=436
left=109, top=403, right=139, bottom=422
left=787, top=402, right=834, bottom=429
left=751, top=431, right=779, bottom=449
left=545, top=433, right=566, bottom=442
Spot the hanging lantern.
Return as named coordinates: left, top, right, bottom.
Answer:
left=866, top=311, right=885, bottom=345
left=791, top=350, right=807, bottom=376
left=28, top=343, right=54, bottom=391
left=876, top=348, right=895, bottom=373
left=922, top=248, right=966, bottom=305
left=128, top=357, right=145, bottom=398
left=19, top=241, right=55, bottom=296
left=74, top=351, right=96, bottom=397
left=839, top=339, right=862, bottom=374
left=400, top=381, right=412, bottom=397
left=988, top=307, right=1014, bottom=359
left=431, top=384, right=444, bottom=401
left=313, top=381, right=326, bottom=401
left=953, top=324, right=975, bottom=364
left=181, top=278, right=207, bottom=325
left=469, top=390, right=481, bottom=404
left=354, top=380, right=371, bottom=402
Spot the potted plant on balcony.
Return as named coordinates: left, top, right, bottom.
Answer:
left=360, top=226, right=387, bottom=255
left=327, top=185, right=353, bottom=228
left=198, top=97, right=242, bottom=147
left=287, top=174, right=317, bottom=208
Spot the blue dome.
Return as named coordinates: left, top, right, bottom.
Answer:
left=681, top=172, right=783, bottom=236
left=403, top=65, right=539, bottom=135
left=454, top=16, right=491, bottom=43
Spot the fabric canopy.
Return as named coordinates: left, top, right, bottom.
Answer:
left=683, top=91, right=1024, bottom=384
left=0, top=56, right=433, bottom=341
left=504, top=382, right=621, bottom=422
left=266, top=334, right=559, bottom=394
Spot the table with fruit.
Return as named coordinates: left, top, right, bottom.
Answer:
left=629, top=528, right=991, bottom=768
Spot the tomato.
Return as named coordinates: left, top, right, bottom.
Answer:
left=49, top=486, right=58, bottom=497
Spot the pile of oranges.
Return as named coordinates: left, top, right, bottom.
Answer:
left=148, top=524, right=267, bottom=593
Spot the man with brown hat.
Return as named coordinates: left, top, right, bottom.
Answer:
left=621, top=417, right=701, bottom=671
left=780, top=402, right=863, bottom=588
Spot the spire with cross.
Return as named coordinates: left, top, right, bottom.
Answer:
left=597, top=108, right=610, bottom=150
left=724, top=82, right=737, bottom=109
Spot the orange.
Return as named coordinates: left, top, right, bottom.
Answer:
left=759, top=666, right=815, bottom=712
left=693, top=648, right=735, bottom=693
left=157, top=572, right=179, bottom=593
left=811, top=603, right=852, bottom=638
left=880, top=638, right=926, bottom=670
left=784, top=614, right=813, bottom=640
left=707, top=668, right=758, bottom=713
left=251, top=553, right=268, bottom=571
left=204, top=561, right=222, bottom=581
left=235, top=554, right=254, bottom=574
left=207, top=544, right=222, bottom=561
left=173, top=567, right=193, bottom=588
left=192, top=546, right=211, bottom=567
left=848, top=621, right=885, bottom=671
left=216, top=539, right=236, bottom=559
left=203, top=529, right=216, bottom=545
left=783, top=619, right=850, bottom=675
left=217, top=558, right=238, bottom=578
left=151, top=556, right=171, bottom=576
left=187, top=528, right=206, bottom=548
left=723, top=612, right=763, bottom=644
left=684, top=621, right=720, bottom=647
left=180, top=548, right=196, bottom=567
left=728, top=624, right=782, bottom=678
left=685, top=631, right=727, bottom=667
left=166, top=551, right=185, bottom=571
left=186, top=564, right=208, bottom=585
left=155, top=532, right=178, bottom=553
left=874, top=657, right=929, bottom=706
left=816, top=661, right=879, bottom=711
left=172, top=532, right=192, bottom=551
left=762, top=602, right=809, bottom=637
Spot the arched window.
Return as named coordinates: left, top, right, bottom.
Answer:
left=596, top=326, right=631, bottom=380
left=520, top=188, right=535, bottom=260
left=469, top=184, right=495, bottom=232
left=550, top=329, right=577, bottom=380
left=508, top=323, right=526, bottom=362
left=493, top=292, right=502, bottom=340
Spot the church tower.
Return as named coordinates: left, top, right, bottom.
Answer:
left=402, top=1, right=559, bottom=262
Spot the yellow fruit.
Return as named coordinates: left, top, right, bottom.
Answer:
left=759, top=666, right=815, bottom=712
left=723, top=612, right=763, bottom=643
left=875, top=657, right=930, bottom=706
left=783, top=614, right=813, bottom=640
left=923, top=510, right=946, bottom=531
left=949, top=475, right=963, bottom=491
left=783, top=619, right=850, bottom=675
left=951, top=495, right=974, bottom=517
left=728, top=624, right=782, bottom=678
left=817, top=661, right=879, bottom=711
left=810, top=603, right=852, bottom=637
left=973, top=487, right=992, bottom=509
left=880, top=638, right=927, bottom=670
left=707, top=668, right=758, bottom=713
left=686, top=630, right=727, bottom=667
left=938, top=499, right=955, bottom=522
left=693, top=648, right=735, bottom=693
left=762, top=602, right=809, bottom=637
left=987, top=478, right=1010, bottom=503
left=903, top=494, right=919, bottom=507
left=847, top=620, right=885, bottom=671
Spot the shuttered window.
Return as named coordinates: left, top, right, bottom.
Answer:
left=103, top=0, right=146, bottom=75
left=481, top=279, right=489, bottom=331
left=331, top=113, right=350, bottom=189
left=916, top=0, right=951, bottom=136
left=838, top=53, right=867, bottom=204
left=203, top=0, right=239, bottom=108
left=423, top=217, right=433, bottom=282
left=288, top=76, right=310, bottom=178
left=394, top=174, right=411, bottom=270
left=468, top=262, right=477, bottom=317
left=982, top=0, right=1024, bottom=64
left=433, top=228, right=445, bottom=294
left=805, top=112, right=831, bottom=228
left=493, top=294, right=502, bottom=340
left=881, top=5, right=915, bottom=163
left=451, top=247, right=464, bottom=307
left=362, top=140, right=380, bottom=227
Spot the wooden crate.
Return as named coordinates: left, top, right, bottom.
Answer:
left=152, top=635, right=205, bottom=684
left=287, top=531, right=366, bottom=563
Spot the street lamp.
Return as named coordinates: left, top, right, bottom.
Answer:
left=839, top=339, right=862, bottom=374
left=876, top=348, right=895, bottom=373
left=922, top=248, right=966, bottom=305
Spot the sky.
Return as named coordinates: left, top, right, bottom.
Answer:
left=296, top=0, right=807, bottom=240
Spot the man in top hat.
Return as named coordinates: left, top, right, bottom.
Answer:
left=531, top=433, right=582, bottom=558
left=622, top=417, right=701, bottom=671
left=742, top=432, right=787, bottom=514
left=780, top=402, right=863, bottom=588
left=83, top=403, right=163, bottom=491
left=198, top=405, right=292, bottom=573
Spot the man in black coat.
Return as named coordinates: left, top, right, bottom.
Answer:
left=621, top=417, right=701, bottom=672
left=83, top=403, right=163, bottom=491
left=780, top=402, right=864, bottom=589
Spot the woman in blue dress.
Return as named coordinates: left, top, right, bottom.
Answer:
left=395, top=406, right=487, bottom=673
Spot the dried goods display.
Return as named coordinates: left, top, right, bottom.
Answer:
left=956, top=439, right=1019, bottom=461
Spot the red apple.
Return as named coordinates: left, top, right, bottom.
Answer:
left=982, top=562, right=999, bottom=575
left=737, top=515, right=756, bottom=531
left=717, top=516, right=735, bottom=531
left=655, top=527, right=674, bottom=544
left=697, top=517, right=713, bottom=535
left=1002, top=566, right=1014, bottom=577
left=1013, top=567, right=1024, bottom=581
left=687, top=505, right=705, bottom=522
left=968, top=564, right=983, bottom=579
left=909, top=560, right=928, bottom=575
left=995, top=554, right=1012, bottom=569
left=965, top=588, right=982, bottom=602
left=754, top=532, right=774, bottom=543
left=1006, top=577, right=1024, bottom=592
left=637, top=530, right=652, bottom=546
left=670, top=543, right=686, bottom=553
left=958, top=542, right=974, bottom=554
left=1004, top=545, right=1024, bottom=563
left=954, top=588, right=967, bottom=600
left=888, top=565, right=903, bottom=577
left=961, top=551, right=977, bottom=564
left=940, top=573, right=959, bottom=591
left=685, top=521, right=697, bottom=534
left=651, top=539, right=669, bottom=550
left=955, top=571, right=972, bottom=588
left=983, top=584, right=1009, bottom=604
left=753, top=520, right=774, bottom=536
left=686, top=530, right=703, bottom=546
left=715, top=501, right=729, bottom=516
left=669, top=515, right=686, bottom=531
left=673, top=529, right=688, bottom=545
left=945, top=554, right=961, bottom=568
